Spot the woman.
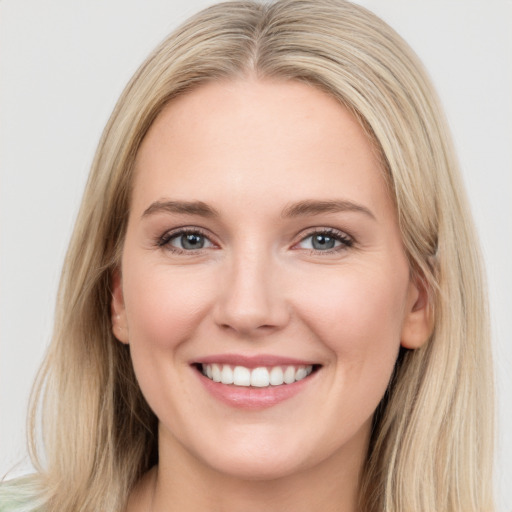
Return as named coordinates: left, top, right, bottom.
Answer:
left=0, top=1, right=495, bottom=511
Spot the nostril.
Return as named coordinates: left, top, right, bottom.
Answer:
left=217, top=320, right=280, bottom=335
left=212, top=276, right=291, bottom=335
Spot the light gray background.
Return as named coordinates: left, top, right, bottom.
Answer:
left=1, top=0, right=511, bottom=509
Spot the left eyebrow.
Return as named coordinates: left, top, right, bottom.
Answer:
left=141, top=199, right=220, bottom=219
left=281, top=199, right=376, bottom=220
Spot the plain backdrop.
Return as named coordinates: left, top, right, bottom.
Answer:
left=1, top=0, right=511, bottom=509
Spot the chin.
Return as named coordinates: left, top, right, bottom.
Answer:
left=204, top=452, right=307, bottom=482
left=189, top=430, right=325, bottom=482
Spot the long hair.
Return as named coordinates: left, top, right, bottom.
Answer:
left=8, top=1, right=494, bottom=510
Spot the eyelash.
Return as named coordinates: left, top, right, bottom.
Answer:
left=156, top=227, right=214, bottom=254
left=156, top=227, right=354, bottom=255
left=296, top=228, right=353, bottom=254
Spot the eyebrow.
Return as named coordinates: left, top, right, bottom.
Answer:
left=142, top=200, right=220, bottom=218
left=281, top=199, right=376, bottom=220
left=141, top=198, right=375, bottom=221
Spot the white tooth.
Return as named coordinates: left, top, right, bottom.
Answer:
left=306, top=365, right=313, bottom=375
left=205, top=364, right=213, bottom=379
left=283, top=366, right=296, bottom=384
left=269, top=366, right=284, bottom=386
left=221, top=365, right=234, bottom=384
left=212, top=364, right=221, bottom=382
left=251, top=367, right=270, bottom=387
left=295, top=366, right=308, bottom=381
left=233, top=366, right=251, bottom=386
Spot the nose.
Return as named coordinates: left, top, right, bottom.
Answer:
left=213, top=248, right=290, bottom=337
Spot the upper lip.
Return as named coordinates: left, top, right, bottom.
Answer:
left=192, top=353, right=319, bottom=369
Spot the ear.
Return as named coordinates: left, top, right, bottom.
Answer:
left=400, top=276, right=434, bottom=349
left=111, top=269, right=129, bottom=344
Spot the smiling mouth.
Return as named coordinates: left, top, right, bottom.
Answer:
left=195, top=363, right=319, bottom=387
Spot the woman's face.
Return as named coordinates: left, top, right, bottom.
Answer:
left=112, top=79, right=430, bottom=480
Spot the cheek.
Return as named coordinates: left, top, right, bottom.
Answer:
left=120, top=260, right=218, bottom=420
left=274, top=262, right=411, bottom=452
left=313, top=261, right=406, bottom=332
left=123, top=262, right=214, bottom=351
left=295, top=262, right=408, bottom=371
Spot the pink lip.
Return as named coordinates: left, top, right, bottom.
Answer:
left=191, top=354, right=320, bottom=410
left=192, top=353, right=317, bottom=369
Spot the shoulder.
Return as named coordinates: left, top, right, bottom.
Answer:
left=0, top=476, right=44, bottom=512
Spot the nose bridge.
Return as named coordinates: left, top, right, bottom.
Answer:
left=214, top=240, right=288, bottom=335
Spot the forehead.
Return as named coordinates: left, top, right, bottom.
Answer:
left=132, top=78, right=392, bottom=218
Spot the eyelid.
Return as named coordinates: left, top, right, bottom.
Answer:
left=293, top=227, right=354, bottom=252
left=154, top=225, right=353, bottom=254
left=157, top=226, right=218, bottom=252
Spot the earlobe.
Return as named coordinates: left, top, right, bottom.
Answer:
left=111, top=269, right=129, bottom=344
left=400, top=277, right=434, bottom=350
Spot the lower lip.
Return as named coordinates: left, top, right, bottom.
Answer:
left=196, top=369, right=317, bottom=410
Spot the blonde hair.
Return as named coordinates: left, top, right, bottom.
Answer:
left=9, top=1, right=494, bottom=510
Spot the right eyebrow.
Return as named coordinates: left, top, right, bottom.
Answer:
left=281, top=199, right=376, bottom=220
left=141, top=199, right=220, bottom=219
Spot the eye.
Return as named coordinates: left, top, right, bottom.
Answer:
left=296, top=229, right=353, bottom=252
left=159, top=229, right=215, bottom=252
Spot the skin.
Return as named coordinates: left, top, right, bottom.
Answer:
left=112, top=79, right=431, bottom=512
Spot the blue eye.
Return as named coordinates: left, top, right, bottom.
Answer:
left=160, top=230, right=214, bottom=251
left=297, top=230, right=352, bottom=251
left=173, top=233, right=206, bottom=250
